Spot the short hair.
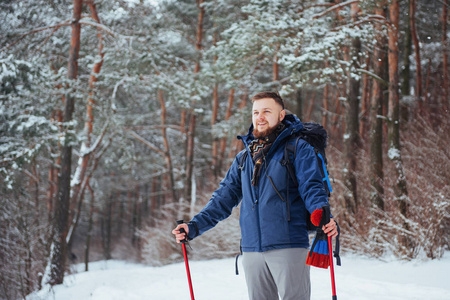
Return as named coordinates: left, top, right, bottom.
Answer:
left=250, top=91, right=285, bottom=110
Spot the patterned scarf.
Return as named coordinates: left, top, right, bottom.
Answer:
left=250, top=123, right=285, bottom=186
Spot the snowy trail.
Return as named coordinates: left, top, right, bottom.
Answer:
left=28, top=253, right=450, bottom=300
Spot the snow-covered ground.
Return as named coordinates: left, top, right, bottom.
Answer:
left=28, top=252, right=450, bottom=300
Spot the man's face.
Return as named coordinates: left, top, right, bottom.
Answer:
left=252, top=97, right=286, bottom=138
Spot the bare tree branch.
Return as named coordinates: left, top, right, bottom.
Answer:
left=312, top=0, right=360, bottom=19
left=1, top=20, right=71, bottom=52
left=357, top=68, right=389, bottom=87
left=127, top=130, right=164, bottom=155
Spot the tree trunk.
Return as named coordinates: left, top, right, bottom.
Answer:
left=158, top=90, right=178, bottom=202
left=228, top=91, right=248, bottom=160
left=382, top=54, right=390, bottom=139
left=142, top=183, right=149, bottom=214
left=424, top=58, right=432, bottom=104
left=218, top=89, right=235, bottom=171
left=118, top=193, right=126, bottom=237
left=194, top=0, right=204, bottom=73
left=47, top=83, right=63, bottom=223
left=273, top=53, right=279, bottom=81
left=150, top=177, right=158, bottom=226
left=359, top=55, right=371, bottom=139
left=410, top=0, right=423, bottom=104
left=343, top=3, right=362, bottom=215
left=47, top=128, right=60, bottom=222
left=132, top=185, right=141, bottom=248
left=370, top=5, right=387, bottom=211
left=183, top=0, right=204, bottom=218
left=442, top=0, right=449, bottom=109
left=322, top=60, right=330, bottom=128
left=295, top=87, right=303, bottom=120
left=67, top=0, right=104, bottom=253
left=211, top=83, right=220, bottom=177
left=331, top=91, right=343, bottom=148
left=84, top=183, right=95, bottom=271
left=401, top=0, right=412, bottom=98
left=322, top=83, right=329, bottom=128
left=388, top=0, right=409, bottom=240
left=101, top=194, right=113, bottom=260
left=127, top=190, right=133, bottom=235
left=49, top=0, right=82, bottom=286
left=183, top=114, right=196, bottom=220
left=305, top=90, right=315, bottom=121
left=211, top=29, right=220, bottom=177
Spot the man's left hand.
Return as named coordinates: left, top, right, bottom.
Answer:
left=323, top=218, right=338, bottom=238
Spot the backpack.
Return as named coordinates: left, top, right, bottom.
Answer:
left=282, top=122, right=333, bottom=197
left=237, top=122, right=333, bottom=231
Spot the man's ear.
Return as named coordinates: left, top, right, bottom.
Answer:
left=280, top=109, right=286, bottom=121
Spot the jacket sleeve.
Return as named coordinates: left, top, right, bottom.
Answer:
left=187, top=155, right=243, bottom=240
left=293, top=140, right=330, bottom=214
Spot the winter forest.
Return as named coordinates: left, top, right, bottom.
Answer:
left=0, top=0, right=449, bottom=298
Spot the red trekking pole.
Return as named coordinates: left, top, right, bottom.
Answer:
left=176, top=220, right=195, bottom=300
left=328, top=235, right=337, bottom=300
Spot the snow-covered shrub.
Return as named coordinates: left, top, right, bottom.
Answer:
left=330, top=108, right=449, bottom=260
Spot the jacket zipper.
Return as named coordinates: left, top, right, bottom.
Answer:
left=252, top=174, right=262, bottom=251
left=244, top=140, right=262, bottom=251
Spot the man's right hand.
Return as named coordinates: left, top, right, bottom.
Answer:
left=172, top=224, right=189, bottom=243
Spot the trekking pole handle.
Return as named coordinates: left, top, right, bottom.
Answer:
left=176, top=219, right=188, bottom=243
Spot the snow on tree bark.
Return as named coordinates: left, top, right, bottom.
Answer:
left=49, top=0, right=83, bottom=286
left=387, top=0, right=411, bottom=251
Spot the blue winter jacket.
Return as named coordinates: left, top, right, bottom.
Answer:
left=187, top=114, right=330, bottom=252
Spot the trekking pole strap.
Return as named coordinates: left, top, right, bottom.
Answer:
left=235, top=240, right=243, bottom=275
left=334, top=222, right=341, bottom=266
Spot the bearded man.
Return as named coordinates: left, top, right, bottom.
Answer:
left=173, top=91, right=338, bottom=300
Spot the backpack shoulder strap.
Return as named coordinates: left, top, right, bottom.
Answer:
left=282, top=135, right=301, bottom=188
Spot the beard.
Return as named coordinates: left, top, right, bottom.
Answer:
left=253, top=120, right=282, bottom=139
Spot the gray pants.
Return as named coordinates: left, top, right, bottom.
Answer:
left=242, top=248, right=311, bottom=300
